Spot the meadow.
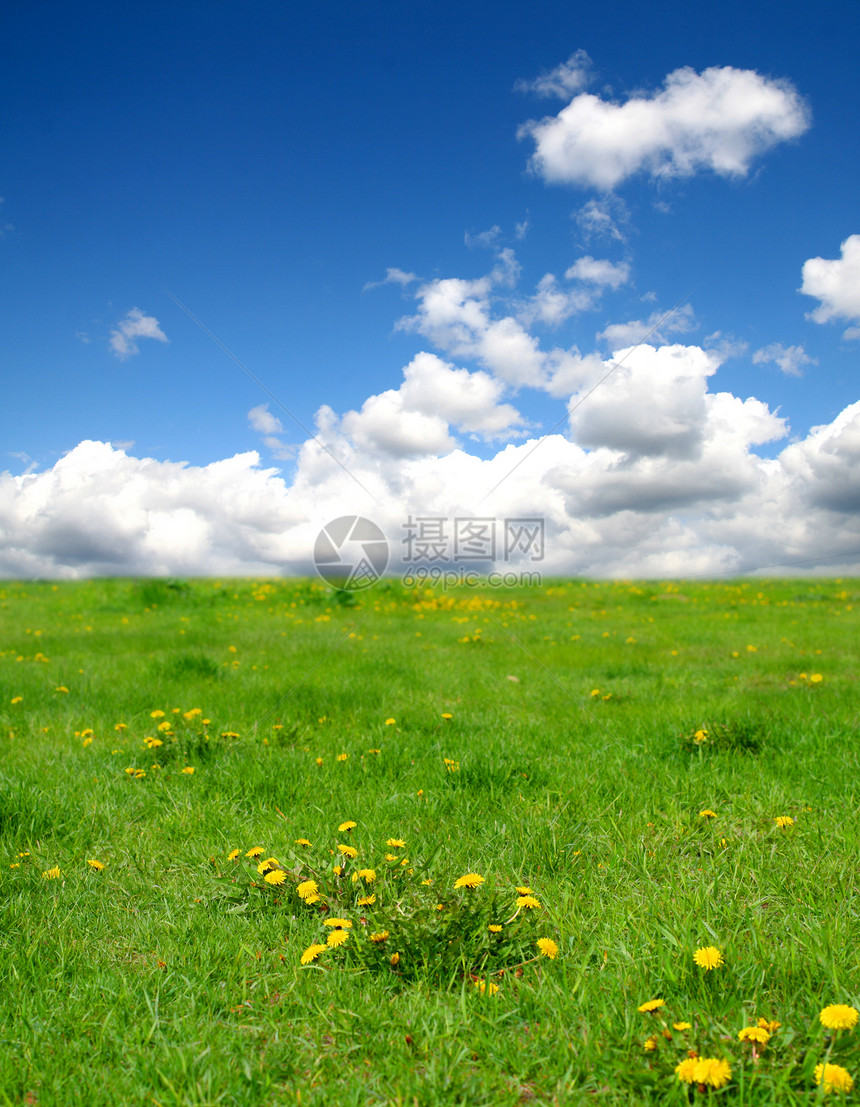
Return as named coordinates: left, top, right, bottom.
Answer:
left=1, top=575, right=858, bottom=1106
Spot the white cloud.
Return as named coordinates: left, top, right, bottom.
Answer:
left=515, top=50, right=593, bottom=99
left=248, top=404, right=284, bottom=435
left=398, top=269, right=547, bottom=387
left=597, top=303, right=696, bottom=351
left=565, top=256, right=630, bottom=288
left=334, top=351, right=525, bottom=457
left=5, top=375, right=860, bottom=579
left=109, top=308, right=169, bottom=360
left=520, top=64, right=810, bottom=191
left=574, top=197, right=629, bottom=242
left=752, top=342, right=816, bottom=377
left=363, top=267, right=418, bottom=291
left=800, top=235, right=860, bottom=337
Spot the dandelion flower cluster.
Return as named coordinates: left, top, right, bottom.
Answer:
left=676, top=1057, right=731, bottom=1088
left=815, top=1063, right=854, bottom=1093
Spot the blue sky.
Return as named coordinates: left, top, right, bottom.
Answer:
left=2, top=0, right=859, bottom=578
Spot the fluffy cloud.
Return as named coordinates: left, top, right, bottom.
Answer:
left=752, top=342, right=816, bottom=377
left=109, top=308, right=168, bottom=360
left=5, top=343, right=860, bottom=580
left=325, top=352, right=525, bottom=458
left=248, top=404, right=283, bottom=435
left=800, top=235, right=860, bottom=337
left=597, top=303, right=696, bottom=351
left=565, top=256, right=630, bottom=288
left=520, top=64, right=810, bottom=191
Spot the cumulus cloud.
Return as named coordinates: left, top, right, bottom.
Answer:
left=565, top=256, right=630, bottom=289
left=109, top=308, right=169, bottom=360
left=514, top=50, right=593, bottom=99
left=597, top=302, right=696, bottom=351
left=519, top=64, right=810, bottom=191
left=800, top=235, right=860, bottom=338
left=331, top=351, right=526, bottom=457
left=752, top=342, right=816, bottom=377
left=248, top=404, right=283, bottom=435
left=5, top=341, right=860, bottom=579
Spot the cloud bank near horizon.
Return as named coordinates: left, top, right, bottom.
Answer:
left=3, top=340, right=859, bottom=580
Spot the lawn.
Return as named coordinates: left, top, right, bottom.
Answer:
left=1, top=576, right=858, bottom=1105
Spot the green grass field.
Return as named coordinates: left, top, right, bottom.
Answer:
left=1, top=576, right=859, bottom=1105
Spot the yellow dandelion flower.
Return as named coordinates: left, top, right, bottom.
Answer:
left=333, top=864, right=343, bottom=876
left=355, top=868, right=376, bottom=882
left=693, top=945, right=724, bottom=970
left=157, top=721, right=172, bottom=732
left=336, top=753, right=348, bottom=762
left=227, top=849, right=240, bottom=861
left=315, top=758, right=323, bottom=767
left=390, top=952, right=400, bottom=966
left=304, top=894, right=320, bottom=905
left=516, top=885, right=533, bottom=895
left=488, top=924, right=503, bottom=933
left=369, top=931, right=389, bottom=943
left=810, top=673, right=823, bottom=683
left=264, top=869, right=286, bottom=886
left=385, top=718, right=396, bottom=725
left=11, top=696, right=23, bottom=704
left=300, top=943, right=327, bottom=964
left=516, top=895, right=542, bottom=909
left=257, top=858, right=271, bottom=875
left=699, top=809, right=717, bottom=818
left=133, top=770, right=146, bottom=779
left=327, top=929, right=348, bottom=948
left=643, top=1035, right=658, bottom=1051
left=738, top=1026, right=770, bottom=1045
left=815, top=1063, right=854, bottom=1093
left=357, top=894, right=376, bottom=906
left=820, top=1005, right=859, bottom=1030
left=55, top=686, right=69, bottom=694
left=774, top=815, right=794, bottom=829
left=454, top=873, right=485, bottom=889
left=295, top=838, right=312, bottom=847
left=386, top=838, right=406, bottom=848
left=323, top=918, right=352, bottom=929
left=41, top=867, right=62, bottom=879
left=385, top=853, right=398, bottom=862
left=245, top=846, right=265, bottom=858
left=757, top=1018, right=781, bottom=1033
left=338, top=821, right=357, bottom=832
left=86, top=859, right=105, bottom=870
left=474, top=979, right=498, bottom=996
left=296, top=880, right=319, bottom=900
left=441, top=712, right=453, bottom=719
left=673, top=1022, right=692, bottom=1031
left=675, top=1058, right=699, bottom=1083
left=638, top=998, right=665, bottom=1013
left=181, top=766, right=195, bottom=775
left=150, top=709, right=165, bottom=718
left=537, top=938, right=558, bottom=959
left=694, top=1057, right=731, bottom=1088
left=337, top=843, right=358, bottom=859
